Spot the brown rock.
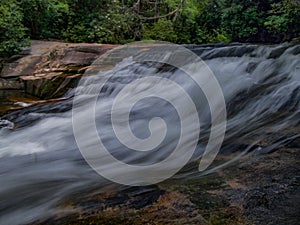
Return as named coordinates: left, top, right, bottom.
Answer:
left=0, top=40, right=117, bottom=98
left=0, top=56, right=41, bottom=78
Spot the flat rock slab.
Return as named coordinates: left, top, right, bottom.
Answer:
left=1, top=56, right=42, bottom=78
left=1, top=41, right=116, bottom=78
left=0, top=40, right=117, bottom=99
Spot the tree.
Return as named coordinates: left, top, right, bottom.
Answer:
left=21, top=0, right=69, bottom=39
left=221, top=0, right=265, bottom=42
left=0, top=0, right=29, bottom=56
left=193, top=0, right=230, bottom=43
left=2, top=0, right=299, bottom=52
left=265, top=0, right=300, bottom=41
left=64, top=0, right=139, bottom=43
left=143, top=18, right=178, bottom=42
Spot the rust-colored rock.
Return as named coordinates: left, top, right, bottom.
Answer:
left=0, top=40, right=117, bottom=99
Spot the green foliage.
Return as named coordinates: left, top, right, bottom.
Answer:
left=1, top=0, right=299, bottom=54
left=194, top=29, right=231, bottom=44
left=21, top=0, right=69, bottom=39
left=221, top=0, right=265, bottom=41
left=193, top=0, right=230, bottom=43
left=172, top=0, right=199, bottom=43
left=265, top=0, right=300, bottom=39
left=143, top=19, right=178, bottom=42
left=64, top=0, right=139, bottom=43
left=0, top=0, right=29, bottom=56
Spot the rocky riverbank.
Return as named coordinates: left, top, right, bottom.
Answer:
left=0, top=41, right=117, bottom=116
left=1, top=42, right=299, bottom=225
left=30, top=129, right=299, bottom=225
left=0, top=40, right=116, bottom=98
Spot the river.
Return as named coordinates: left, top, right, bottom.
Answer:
left=0, top=42, right=299, bottom=225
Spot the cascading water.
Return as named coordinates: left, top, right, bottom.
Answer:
left=0, top=43, right=299, bottom=225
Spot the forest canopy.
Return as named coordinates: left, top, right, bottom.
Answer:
left=1, top=0, right=300, bottom=56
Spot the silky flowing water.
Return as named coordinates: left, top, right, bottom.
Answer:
left=0, top=43, right=299, bottom=225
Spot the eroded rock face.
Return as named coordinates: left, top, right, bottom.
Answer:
left=1, top=56, right=42, bottom=78
left=0, top=41, right=116, bottom=99
left=0, top=78, right=23, bottom=89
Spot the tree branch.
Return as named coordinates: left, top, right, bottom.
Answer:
left=138, top=0, right=186, bottom=20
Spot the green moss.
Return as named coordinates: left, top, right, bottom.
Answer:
left=207, top=210, right=245, bottom=225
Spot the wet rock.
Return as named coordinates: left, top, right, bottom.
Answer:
left=61, top=46, right=110, bottom=66
left=243, top=183, right=299, bottom=225
left=222, top=143, right=300, bottom=225
left=267, top=45, right=289, bottom=59
left=287, top=45, right=300, bottom=55
left=0, top=41, right=116, bottom=99
left=199, top=45, right=257, bottom=60
left=0, top=56, right=42, bottom=78
left=0, top=78, right=23, bottom=89
left=0, top=120, right=14, bottom=129
left=245, top=62, right=258, bottom=73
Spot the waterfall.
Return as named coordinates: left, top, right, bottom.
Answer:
left=0, top=43, right=299, bottom=225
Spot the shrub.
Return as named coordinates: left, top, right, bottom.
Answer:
left=0, top=0, right=29, bottom=56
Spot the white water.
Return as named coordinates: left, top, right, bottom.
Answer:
left=0, top=43, right=299, bottom=225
